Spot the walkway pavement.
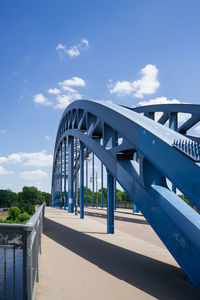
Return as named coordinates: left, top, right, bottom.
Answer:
left=36, top=207, right=200, bottom=300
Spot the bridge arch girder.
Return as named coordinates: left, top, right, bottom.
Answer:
left=52, top=100, right=200, bottom=287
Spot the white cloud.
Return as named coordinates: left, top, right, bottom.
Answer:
left=56, top=44, right=65, bottom=51
left=0, top=157, right=7, bottom=164
left=67, top=46, right=80, bottom=57
left=55, top=92, right=82, bottom=109
left=138, top=96, right=180, bottom=106
left=81, top=38, right=89, bottom=47
left=0, top=151, right=53, bottom=167
left=20, top=170, right=48, bottom=181
left=109, top=64, right=160, bottom=98
left=47, top=88, right=60, bottom=95
left=8, top=153, right=22, bottom=164
left=109, top=80, right=133, bottom=95
left=34, top=93, right=52, bottom=106
left=56, top=38, right=89, bottom=58
left=0, top=129, right=6, bottom=134
left=22, top=151, right=53, bottom=167
left=59, top=76, right=85, bottom=88
left=53, top=76, right=85, bottom=109
left=36, top=76, right=86, bottom=110
left=0, top=166, right=13, bottom=176
left=45, top=135, right=50, bottom=140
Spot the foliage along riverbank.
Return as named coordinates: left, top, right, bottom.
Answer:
left=0, top=186, right=51, bottom=224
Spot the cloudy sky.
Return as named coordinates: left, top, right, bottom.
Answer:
left=0, top=0, right=200, bottom=193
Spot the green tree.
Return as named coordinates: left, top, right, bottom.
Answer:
left=7, top=206, right=20, bottom=221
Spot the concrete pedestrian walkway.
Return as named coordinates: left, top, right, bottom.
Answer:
left=36, top=207, right=200, bottom=300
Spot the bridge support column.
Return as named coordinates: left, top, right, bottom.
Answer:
left=64, top=138, right=67, bottom=210
left=133, top=203, right=139, bottom=213
left=101, top=162, right=103, bottom=209
left=80, top=142, right=84, bottom=219
left=86, top=158, right=88, bottom=207
left=107, top=171, right=114, bottom=234
left=92, top=152, right=94, bottom=208
left=114, top=178, right=116, bottom=210
left=60, top=144, right=63, bottom=208
left=169, top=112, right=178, bottom=193
left=68, top=136, right=74, bottom=213
left=56, top=160, right=58, bottom=207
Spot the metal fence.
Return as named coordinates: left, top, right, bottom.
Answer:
left=86, top=202, right=133, bottom=209
left=0, top=203, right=45, bottom=300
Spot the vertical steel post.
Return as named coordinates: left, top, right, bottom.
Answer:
left=74, top=139, right=78, bottom=215
left=64, top=138, right=67, bottom=210
left=114, top=178, right=116, bottom=210
left=92, top=152, right=94, bottom=208
left=60, top=144, right=63, bottom=208
left=55, top=162, right=58, bottom=207
left=133, top=203, right=139, bottom=213
left=107, top=171, right=114, bottom=234
left=96, top=171, right=98, bottom=208
left=80, top=142, right=84, bottom=219
left=68, top=136, right=74, bottom=213
left=101, top=162, right=103, bottom=209
left=86, top=159, right=88, bottom=207
left=169, top=112, right=178, bottom=193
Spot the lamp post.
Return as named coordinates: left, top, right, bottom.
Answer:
left=85, top=154, right=91, bottom=207
left=90, top=172, right=98, bottom=208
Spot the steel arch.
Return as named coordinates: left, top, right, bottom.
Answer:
left=52, top=100, right=200, bottom=287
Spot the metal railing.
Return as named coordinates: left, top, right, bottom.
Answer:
left=0, top=203, right=45, bottom=300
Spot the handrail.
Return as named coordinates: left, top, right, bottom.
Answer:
left=0, top=202, right=46, bottom=300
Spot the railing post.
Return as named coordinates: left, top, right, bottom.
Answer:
left=68, top=136, right=74, bottom=213
left=107, top=171, right=115, bottom=234
left=80, top=142, right=84, bottom=219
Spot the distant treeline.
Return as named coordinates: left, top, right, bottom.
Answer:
left=58, top=187, right=132, bottom=206
left=0, top=186, right=51, bottom=214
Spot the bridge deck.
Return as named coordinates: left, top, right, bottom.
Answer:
left=36, top=207, right=200, bottom=300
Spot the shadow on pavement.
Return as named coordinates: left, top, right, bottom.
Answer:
left=82, top=210, right=148, bottom=225
left=44, top=217, right=200, bottom=300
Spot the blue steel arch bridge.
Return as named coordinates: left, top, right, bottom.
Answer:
left=51, top=100, right=200, bottom=288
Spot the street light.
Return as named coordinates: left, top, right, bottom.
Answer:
left=90, top=172, right=98, bottom=208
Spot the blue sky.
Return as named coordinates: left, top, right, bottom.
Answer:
left=0, top=0, right=200, bottom=193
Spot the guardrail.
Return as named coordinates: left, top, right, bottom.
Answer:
left=0, top=203, right=45, bottom=300
left=86, top=202, right=133, bottom=209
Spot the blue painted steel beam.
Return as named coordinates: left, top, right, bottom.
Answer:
left=52, top=100, right=200, bottom=287
left=158, top=112, right=169, bottom=125
left=133, top=203, right=139, bottom=213
left=169, top=112, right=178, bottom=131
left=169, top=113, right=177, bottom=193
left=101, top=162, right=103, bottom=209
left=107, top=171, right=114, bottom=234
left=64, top=138, right=67, bottom=210
left=114, top=178, right=116, bottom=210
left=68, top=136, right=74, bottom=213
left=60, top=145, right=63, bottom=208
left=86, top=159, right=88, bottom=207
left=92, top=152, right=94, bottom=208
left=178, top=114, right=200, bottom=134
left=80, top=142, right=84, bottom=219
left=131, top=103, right=200, bottom=114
